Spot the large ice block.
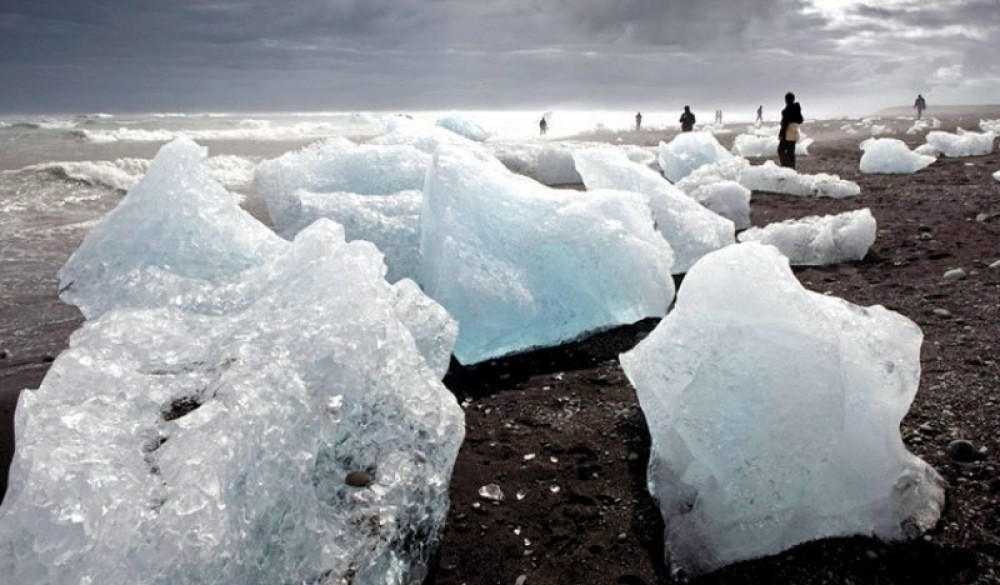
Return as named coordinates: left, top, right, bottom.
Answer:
left=658, top=132, right=735, bottom=183
left=573, top=147, right=734, bottom=273
left=0, top=220, right=465, bottom=584
left=620, top=242, right=944, bottom=578
left=860, top=138, right=936, bottom=174
left=58, top=138, right=285, bottom=320
left=737, top=208, right=877, bottom=265
left=421, top=145, right=675, bottom=365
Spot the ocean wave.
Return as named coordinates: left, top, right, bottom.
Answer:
left=1, top=119, right=79, bottom=131
left=17, top=159, right=150, bottom=191
left=74, top=122, right=347, bottom=144
left=9, top=155, right=258, bottom=192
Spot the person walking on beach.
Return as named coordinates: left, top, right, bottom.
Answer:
left=679, top=106, right=696, bottom=132
left=914, top=94, right=927, bottom=119
left=539, top=117, right=548, bottom=135
left=635, top=112, right=642, bottom=131
left=756, top=105, right=763, bottom=123
left=778, top=92, right=803, bottom=169
left=715, top=109, right=723, bottom=124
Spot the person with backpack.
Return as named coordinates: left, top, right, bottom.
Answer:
left=778, top=92, right=803, bottom=168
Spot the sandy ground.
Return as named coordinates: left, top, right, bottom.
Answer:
left=2, top=109, right=999, bottom=584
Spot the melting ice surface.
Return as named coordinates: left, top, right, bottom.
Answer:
left=573, top=147, right=734, bottom=273
left=859, top=138, right=936, bottom=174
left=59, top=138, right=287, bottom=320
left=923, top=129, right=996, bottom=157
left=620, top=243, right=945, bottom=578
left=658, top=132, right=735, bottom=183
left=740, top=161, right=861, bottom=199
left=421, top=144, right=676, bottom=365
left=738, top=208, right=877, bottom=265
left=1, top=139, right=464, bottom=584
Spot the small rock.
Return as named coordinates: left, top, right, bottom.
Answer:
left=942, top=268, right=967, bottom=281
left=976, top=213, right=990, bottom=222
left=515, top=574, right=528, bottom=585
left=627, top=452, right=640, bottom=461
left=918, top=232, right=934, bottom=241
left=931, top=308, right=952, bottom=318
left=345, top=470, right=372, bottom=488
left=990, top=260, right=1000, bottom=270
left=946, top=439, right=979, bottom=462
left=0, top=348, right=9, bottom=359
left=478, top=483, right=505, bottom=502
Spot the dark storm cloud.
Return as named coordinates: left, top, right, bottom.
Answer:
left=0, top=0, right=996, bottom=114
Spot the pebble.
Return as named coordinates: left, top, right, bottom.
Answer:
left=946, top=439, right=979, bottom=462
left=515, top=575, right=528, bottom=585
left=990, top=260, right=1000, bottom=270
left=345, top=470, right=373, bottom=488
left=931, top=308, right=952, bottom=317
left=0, top=348, right=8, bottom=359
left=942, top=268, right=967, bottom=281
left=918, top=232, right=934, bottom=241
left=976, top=213, right=990, bottom=222
left=478, top=483, right=505, bottom=502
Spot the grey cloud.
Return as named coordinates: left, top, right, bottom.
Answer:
left=0, top=0, right=996, bottom=113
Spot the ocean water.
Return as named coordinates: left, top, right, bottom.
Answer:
left=1, top=109, right=684, bottom=362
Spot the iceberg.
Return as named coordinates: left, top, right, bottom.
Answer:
left=859, top=138, right=936, bottom=174
left=980, top=119, right=1000, bottom=134
left=253, top=138, right=430, bottom=239
left=924, top=129, right=996, bottom=157
left=435, top=114, right=491, bottom=142
left=0, top=220, right=465, bottom=585
left=620, top=242, right=945, bottom=578
left=687, top=181, right=752, bottom=230
left=737, top=208, right=877, bottom=265
left=370, top=115, right=486, bottom=155
left=573, top=147, right=735, bottom=272
left=284, top=190, right=423, bottom=283
left=58, top=139, right=455, bottom=375
left=658, top=132, right=735, bottom=183
left=740, top=161, right=861, bottom=199
left=421, top=145, right=675, bottom=365
left=59, top=138, right=286, bottom=320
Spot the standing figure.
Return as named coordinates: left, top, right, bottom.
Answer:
left=679, top=106, right=696, bottom=132
left=635, top=112, right=643, bottom=131
left=715, top=109, right=723, bottom=124
left=539, top=117, right=548, bottom=135
left=778, top=92, right=803, bottom=169
left=914, top=94, right=927, bottom=120
left=755, top=105, right=763, bottom=123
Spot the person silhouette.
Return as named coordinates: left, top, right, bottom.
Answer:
left=635, top=112, right=642, bottom=131
left=539, top=117, right=548, bottom=135
left=756, top=105, right=763, bottom=123
left=679, top=106, right=695, bottom=132
left=914, top=94, right=927, bottom=120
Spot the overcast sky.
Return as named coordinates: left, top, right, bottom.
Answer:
left=1, top=0, right=997, bottom=116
